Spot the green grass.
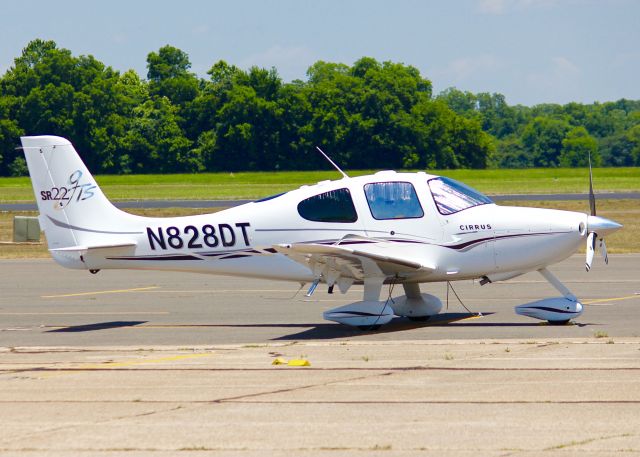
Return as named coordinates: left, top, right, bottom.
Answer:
left=1, top=167, right=639, bottom=203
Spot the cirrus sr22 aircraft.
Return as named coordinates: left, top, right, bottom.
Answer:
left=20, top=136, right=622, bottom=329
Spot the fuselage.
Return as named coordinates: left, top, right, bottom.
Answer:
left=65, top=170, right=589, bottom=284
left=23, top=135, right=623, bottom=327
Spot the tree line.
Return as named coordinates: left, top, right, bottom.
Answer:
left=0, top=39, right=638, bottom=177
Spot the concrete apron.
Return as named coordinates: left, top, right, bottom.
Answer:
left=1, top=339, right=639, bottom=456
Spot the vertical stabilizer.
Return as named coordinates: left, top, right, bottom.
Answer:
left=21, top=136, right=139, bottom=266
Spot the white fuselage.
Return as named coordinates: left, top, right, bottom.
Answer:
left=65, top=171, right=587, bottom=284
left=22, top=135, right=622, bottom=326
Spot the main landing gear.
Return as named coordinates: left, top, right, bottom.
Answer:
left=322, top=278, right=442, bottom=329
left=318, top=267, right=582, bottom=329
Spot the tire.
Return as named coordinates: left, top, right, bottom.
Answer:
left=407, top=316, right=430, bottom=322
left=548, top=319, right=570, bottom=325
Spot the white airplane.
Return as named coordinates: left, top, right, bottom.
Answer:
left=20, top=135, right=622, bottom=329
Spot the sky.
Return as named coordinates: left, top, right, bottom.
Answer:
left=1, top=0, right=639, bottom=106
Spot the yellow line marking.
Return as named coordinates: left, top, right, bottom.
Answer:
left=94, top=353, right=213, bottom=369
left=37, top=353, right=213, bottom=379
left=147, top=289, right=314, bottom=293
left=41, top=286, right=160, bottom=298
left=441, top=314, right=484, bottom=324
left=583, top=294, right=640, bottom=305
left=0, top=312, right=169, bottom=315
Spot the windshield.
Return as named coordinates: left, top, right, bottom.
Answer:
left=428, top=177, right=493, bottom=215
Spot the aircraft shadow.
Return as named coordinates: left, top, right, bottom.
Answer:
left=273, top=312, right=506, bottom=340
left=41, top=315, right=596, bottom=337
left=272, top=314, right=598, bottom=340
left=46, top=321, right=148, bottom=332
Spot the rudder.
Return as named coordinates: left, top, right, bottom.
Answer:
left=21, top=136, right=138, bottom=266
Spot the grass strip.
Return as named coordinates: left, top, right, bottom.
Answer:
left=1, top=168, right=639, bottom=203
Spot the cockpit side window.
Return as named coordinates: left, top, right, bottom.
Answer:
left=297, top=188, right=358, bottom=223
left=364, top=182, right=424, bottom=220
left=428, top=177, right=493, bottom=215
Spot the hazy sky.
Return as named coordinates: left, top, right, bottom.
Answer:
left=2, top=0, right=638, bottom=106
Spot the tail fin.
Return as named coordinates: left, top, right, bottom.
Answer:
left=21, top=136, right=139, bottom=266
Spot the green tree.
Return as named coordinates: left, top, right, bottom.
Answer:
left=1, top=39, right=150, bottom=173
left=0, top=75, right=26, bottom=175
left=121, top=97, right=197, bottom=173
left=396, top=99, right=492, bottom=169
left=183, top=60, right=246, bottom=146
left=2, top=39, right=639, bottom=176
left=475, top=92, right=518, bottom=138
left=490, top=136, right=531, bottom=168
left=559, top=126, right=599, bottom=167
left=521, top=117, right=571, bottom=167
left=599, top=133, right=635, bottom=166
left=627, top=124, right=640, bottom=165
left=297, top=57, right=440, bottom=170
left=437, top=88, right=478, bottom=117
left=213, top=82, right=283, bottom=171
left=0, top=118, right=25, bottom=175
left=147, top=45, right=199, bottom=106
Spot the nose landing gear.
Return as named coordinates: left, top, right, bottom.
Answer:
left=515, top=268, right=583, bottom=324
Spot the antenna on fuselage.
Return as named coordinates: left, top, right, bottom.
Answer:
left=315, top=146, right=349, bottom=179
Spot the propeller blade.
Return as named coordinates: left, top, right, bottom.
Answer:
left=599, top=238, right=609, bottom=265
left=586, top=232, right=596, bottom=272
left=588, top=152, right=596, bottom=217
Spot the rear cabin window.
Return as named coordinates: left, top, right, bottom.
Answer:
left=297, top=188, right=358, bottom=223
left=364, top=182, right=424, bottom=220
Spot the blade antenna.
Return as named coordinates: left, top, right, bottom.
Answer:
left=315, top=146, right=349, bottom=179
left=588, top=151, right=596, bottom=216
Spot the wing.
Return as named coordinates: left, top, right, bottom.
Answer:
left=273, top=238, right=436, bottom=289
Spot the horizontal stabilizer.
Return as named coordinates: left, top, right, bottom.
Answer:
left=50, top=242, right=137, bottom=252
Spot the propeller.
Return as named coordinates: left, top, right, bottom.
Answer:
left=584, top=153, right=619, bottom=271
left=585, top=232, right=596, bottom=272
left=585, top=153, right=598, bottom=271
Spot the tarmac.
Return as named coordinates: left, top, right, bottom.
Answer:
left=1, top=254, right=639, bottom=455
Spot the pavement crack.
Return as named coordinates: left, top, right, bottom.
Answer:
left=544, top=432, right=634, bottom=451
left=3, top=365, right=640, bottom=376
left=0, top=404, right=185, bottom=446
left=213, top=371, right=395, bottom=403
left=110, top=404, right=184, bottom=420
left=210, top=399, right=640, bottom=405
left=1, top=398, right=639, bottom=405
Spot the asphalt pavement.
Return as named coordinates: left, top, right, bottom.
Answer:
left=1, top=254, right=639, bottom=346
